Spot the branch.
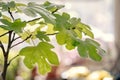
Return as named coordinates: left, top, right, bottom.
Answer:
left=11, top=34, right=32, bottom=48
left=8, top=7, right=14, bottom=21
left=46, top=32, right=58, bottom=36
left=6, top=31, right=13, bottom=54
left=13, top=36, right=21, bottom=41
left=8, top=54, right=19, bottom=66
left=27, top=17, right=42, bottom=23
left=0, top=31, right=9, bottom=37
left=0, top=41, right=6, bottom=56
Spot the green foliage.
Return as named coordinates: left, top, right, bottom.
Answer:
left=0, top=0, right=105, bottom=76
left=19, top=42, right=59, bottom=74
left=0, top=19, right=26, bottom=33
left=36, top=31, right=50, bottom=42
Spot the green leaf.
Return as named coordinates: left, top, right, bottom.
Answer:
left=70, top=17, right=81, bottom=26
left=2, top=15, right=12, bottom=22
left=77, top=38, right=103, bottom=61
left=0, top=12, right=2, bottom=17
left=77, top=23, right=94, bottom=38
left=0, top=19, right=26, bottom=33
left=54, top=13, right=71, bottom=30
left=0, top=19, right=12, bottom=26
left=1, top=3, right=8, bottom=11
left=19, top=42, right=59, bottom=74
left=8, top=1, right=16, bottom=8
left=0, top=25, right=10, bottom=30
left=11, top=19, right=26, bottom=33
left=38, top=42, right=59, bottom=65
left=74, top=29, right=82, bottom=39
left=23, top=7, right=37, bottom=17
left=65, top=37, right=76, bottom=50
left=23, top=2, right=56, bottom=24
left=36, top=31, right=50, bottom=42
left=46, top=24, right=56, bottom=34
left=42, top=1, right=64, bottom=13
left=56, top=30, right=67, bottom=45
left=16, top=3, right=26, bottom=7
left=86, top=42, right=102, bottom=61
left=77, top=41, right=88, bottom=58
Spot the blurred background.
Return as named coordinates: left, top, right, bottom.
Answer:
left=1, top=0, right=120, bottom=80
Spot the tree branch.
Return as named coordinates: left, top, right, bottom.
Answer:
left=0, top=31, right=9, bottom=37
left=27, top=17, right=42, bottom=23
left=13, top=36, right=21, bottom=41
left=8, top=54, right=19, bottom=66
left=11, top=34, right=32, bottom=48
left=0, top=41, right=6, bottom=56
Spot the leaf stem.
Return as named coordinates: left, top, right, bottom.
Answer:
left=11, top=34, right=32, bottom=48
left=8, top=54, right=19, bottom=66
left=27, top=17, right=42, bottom=23
left=8, top=7, right=14, bottom=21
left=46, top=32, right=58, bottom=35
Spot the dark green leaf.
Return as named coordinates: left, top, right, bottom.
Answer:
left=0, top=12, right=2, bottom=17
left=87, top=43, right=102, bottom=61
left=0, top=25, right=10, bottom=30
left=0, top=19, right=12, bottom=26
left=77, top=41, right=88, bottom=58
left=1, top=3, right=8, bottom=11
left=11, top=19, right=26, bottom=33
left=8, top=1, right=16, bottom=8
left=36, top=31, right=50, bottom=42
left=54, top=13, right=71, bottom=30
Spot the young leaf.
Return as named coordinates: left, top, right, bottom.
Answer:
left=19, top=42, right=59, bottom=74
left=46, top=24, right=56, bottom=34
left=56, top=30, right=67, bottom=45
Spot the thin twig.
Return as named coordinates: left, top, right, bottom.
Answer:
left=11, top=32, right=16, bottom=42
left=13, top=36, right=21, bottom=41
left=27, top=17, right=42, bottom=23
left=8, top=54, right=19, bottom=66
left=46, top=32, right=58, bottom=35
left=11, top=34, right=32, bottom=48
left=8, top=7, right=14, bottom=21
left=0, top=31, right=9, bottom=37
left=0, top=41, right=6, bottom=56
